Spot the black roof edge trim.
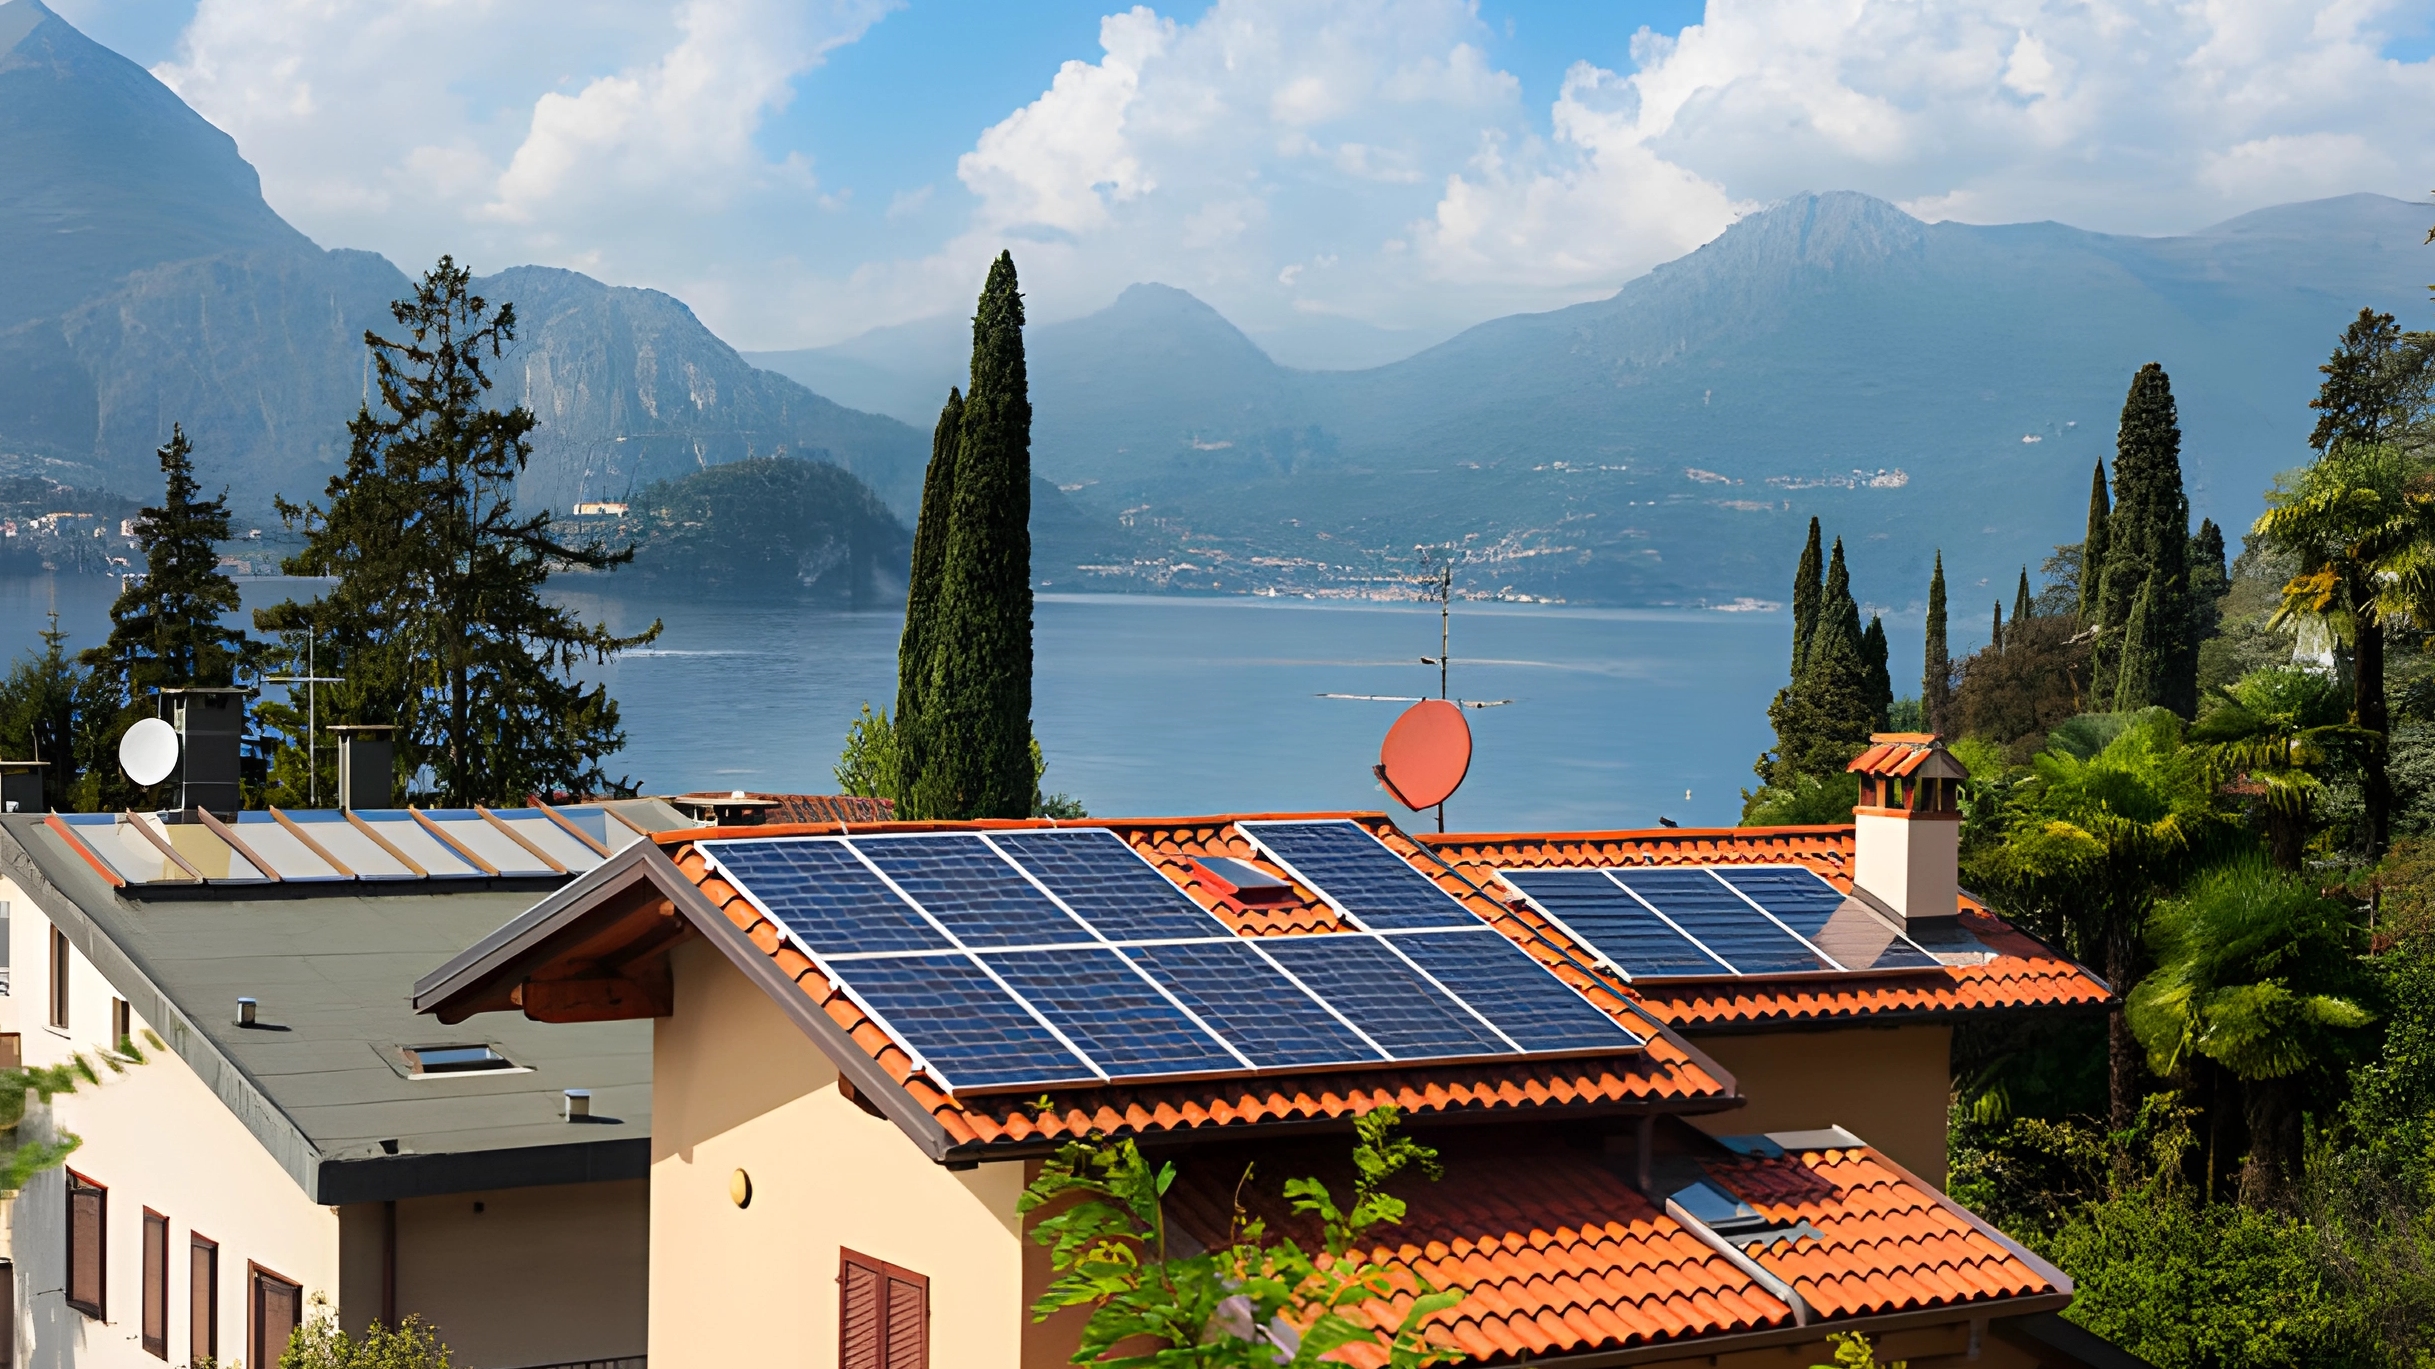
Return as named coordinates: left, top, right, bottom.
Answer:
left=130, top=874, right=571, bottom=904
left=1510, top=1294, right=2075, bottom=1367
left=413, top=839, right=663, bottom=1010
left=1993, top=1312, right=2159, bottom=1369
left=315, top=1136, right=648, bottom=1204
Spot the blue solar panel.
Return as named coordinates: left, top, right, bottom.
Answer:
left=1501, top=869, right=1733, bottom=979
left=983, top=947, right=1245, bottom=1077
left=833, top=954, right=1096, bottom=1089
left=852, top=835, right=1094, bottom=948
left=1713, top=868, right=1942, bottom=971
left=1387, top=929, right=1644, bottom=1052
left=1262, top=935, right=1511, bottom=1059
left=699, top=839, right=953, bottom=955
left=1609, top=869, right=1830, bottom=975
left=991, top=830, right=1227, bottom=942
left=1124, top=940, right=1382, bottom=1068
left=1241, top=820, right=1475, bottom=929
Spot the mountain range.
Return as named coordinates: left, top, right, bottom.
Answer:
left=6, top=0, right=2434, bottom=613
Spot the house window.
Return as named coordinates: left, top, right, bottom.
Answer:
left=838, top=1248, right=928, bottom=1369
left=190, top=1236, right=218, bottom=1365
left=48, top=928, right=69, bottom=1031
left=64, top=1171, right=104, bottom=1318
left=113, top=999, right=132, bottom=1049
left=142, top=1209, right=168, bottom=1358
left=249, top=1264, right=301, bottom=1367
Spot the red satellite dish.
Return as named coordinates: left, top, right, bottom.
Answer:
left=1374, top=699, right=1472, bottom=811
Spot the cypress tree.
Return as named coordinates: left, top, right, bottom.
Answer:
left=2114, top=574, right=2162, bottom=711
left=2078, top=461, right=2110, bottom=624
left=2095, top=364, right=2193, bottom=714
left=2188, top=517, right=2229, bottom=645
left=1790, top=517, right=1823, bottom=674
left=2012, top=567, right=2033, bottom=628
left=912, top=252, right=1034, bottom=820
left=1861, top=614, right=1892, bottom=731
left=1992, top=601, right=2004, bottom=655
left=1761, top=534, right=1876, bottom=785
left=891, top=387, right=965, bottom=805
left=1823, top=536, right=1862, bottom=658
left=1923, top=551, right=1951, bottom=735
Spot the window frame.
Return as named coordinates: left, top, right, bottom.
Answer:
left=48, top=926, right=69, bottom=1032
left=1, top=1258, right=16, bottom=1369
left=141, top=1208, right=168, bottom=1358
left=248, top=1262, right=301, bottom=1369
left=112, top=998, right=132, bottom=1049
left=838, top=1247, right=928, bottom=1369
left=189, top=1234, right=218, bottom=1366
left=63, top=1170, right=104, bottom=1319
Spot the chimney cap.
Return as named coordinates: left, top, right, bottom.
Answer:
left=1847, top=734, right=1969, bottom=781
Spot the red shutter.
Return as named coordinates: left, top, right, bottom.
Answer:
left=190, top=1237, right=219, bottom=1365
left=64, top=1172, right=104, bottom=1317
left=840, top=1249, right=928, bottom=1369
left=251, top=1266, right=302, bottom=1367
left=141, top=1209, right=168, bottom=1357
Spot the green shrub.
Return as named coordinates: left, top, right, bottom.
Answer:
left=280, top=1295, right=452, bottom=1368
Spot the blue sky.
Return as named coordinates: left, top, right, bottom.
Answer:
left=56, top=0, right=2435, bottom=357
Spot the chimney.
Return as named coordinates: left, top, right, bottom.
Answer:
left=159, top=687, right=252, bottom=819
left=1845, top=732, right=1968, bottom=928
left=0, top=760, right=48, bottom=814
left=330, top=725, right=396, bottom=810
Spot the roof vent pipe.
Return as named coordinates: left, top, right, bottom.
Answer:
left=564, top=1089, right=591, bottom=1122
left=238, top=997, right=258, bottom=1027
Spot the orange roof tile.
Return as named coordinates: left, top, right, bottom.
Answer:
left=659, top=822, right=1733, bottom=1156
left=1157, top=1130, right=2063, bottom=1366
left=1416, top=827, right=2112, bottom=1030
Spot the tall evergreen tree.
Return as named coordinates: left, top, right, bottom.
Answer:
left=1764, top=537, right=1877, bottom=784
left=1923, top=551, right=1951, bottom=735
left=1992, top=601, right=2004, bottom=655
left=2308, top=308, right=2429, bottom=452
left=891, top=387, right=965, bottom=804
left=2114, top=576, right=2163, bottom=711
left=2095, top=364, right=2194, bottom=714
left=1860, top=614, right=1892, bottom=731
left=0, top=612, right=100, bottom=809
left=2188, top=517, right=2229, bottom=647
left=1790, top=517, right=1823, bottom=674
left=258, top=258, right=659, bottom=806
left=910, top=251, right=1035, bottom=820
left=2012, top=567, right=2033, bottom=628
left=2078, top=460, right=2111, bottom=624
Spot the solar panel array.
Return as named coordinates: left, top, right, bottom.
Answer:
left=697, top=821, right=1642, bottom=1093
left=1498, top=864, right=1942, bottom=980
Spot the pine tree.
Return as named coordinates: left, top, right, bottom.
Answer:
left=1923, top=551, right=1951, bottom=735
left=2114, top=574, right=2162, bottom=711
left=2095, top=364, right=2193, bottom=714
left=2012, top=567, right=2033, bottom=628
left=910, top=251, right=1035, bottom=820
left=0, top=612, right=96, bottom=809
left=2078, top=461, right=2110, bottom=624
left=1860, top=615, right=1892, bottom=731
left=2308, top=308, right=2427, bottom=452
left=890, top=387, right=965, bottom=806
left=1790, top=517, right=1823, bottom=674
left=258, top=258, right=660, bottom=805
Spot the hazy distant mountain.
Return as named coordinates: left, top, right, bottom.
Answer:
left=0, top=0, right=926, bottom=521
left=763, top=190, right=2435, bottom=608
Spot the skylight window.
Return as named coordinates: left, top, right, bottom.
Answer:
left=404, top=1044, right=516, bottom=1076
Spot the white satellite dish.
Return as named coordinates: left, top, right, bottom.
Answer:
left=120, top=717, right=179, bottom=788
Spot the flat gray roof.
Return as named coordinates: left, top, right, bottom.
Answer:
left=0, top=814, right=651, bottom=1203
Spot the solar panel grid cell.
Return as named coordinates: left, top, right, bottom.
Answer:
left=1261, top=935, right=1513, bottom=1059
left=702, top=840, right=952, bottom=955
left=990, top=829, right=1226, bottom=942
left=851, top=835, right=1094, bottom=948
left=1386, top=929, right=1644, bottom=1052
left=1240, top=820, right=1475, bottom=929
left=1712, top=867, right=1944, bottom=972
left=1610, top=868, right=1831, bottom=975
left=1500, top=869, right=1735, bottom=978
left=1123, top=941, right=1384, bottom=1068
left=837, top=953, right=1097, bottom=1089
left=982, top=947, right=1247, bottom=1075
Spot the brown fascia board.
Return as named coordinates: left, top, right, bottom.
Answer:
left=412, top=840, right=960, bottom=1164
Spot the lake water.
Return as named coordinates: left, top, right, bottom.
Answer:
left=0, top=576, right=1917, bottom=829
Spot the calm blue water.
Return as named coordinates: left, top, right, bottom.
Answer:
left=0, top=576, right=1907, bottom=829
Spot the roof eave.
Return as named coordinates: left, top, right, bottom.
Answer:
left=1509, top=1293, right=2076, bottom=1368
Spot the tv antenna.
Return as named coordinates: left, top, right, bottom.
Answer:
left=1315, top=546, right=1513, bottom=831
left=264, top=629, right=343, bottom=807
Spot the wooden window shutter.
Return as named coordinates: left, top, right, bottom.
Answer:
left=64, top=1171, right=104, bottom=1317
left=49, top=928, right=69, bottom=1031
left=1, top=1259, right=15, bottom=1369
left=141, top=1209, right=169, bottom=1357
left=250, top=1265, right=302, bottom=1368
left=839, top=1248, right=927, bottom=1369
left=190, top=1236, right=219, bottom=1365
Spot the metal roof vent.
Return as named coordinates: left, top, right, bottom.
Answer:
left=1192, top=856, right=1295, bottom=904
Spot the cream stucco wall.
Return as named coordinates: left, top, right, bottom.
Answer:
left=1685, top=1024, right=1953, bottom=1187
left=650, top=937, right=1029, bottom=1369
left=7, top=877, right=340, bottom=1369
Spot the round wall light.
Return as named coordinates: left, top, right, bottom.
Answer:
left=729, top=1168, right=753, bottom=1208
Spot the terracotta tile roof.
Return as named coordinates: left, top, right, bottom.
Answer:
left=761, top=793, right=894, bottom=824
left=1416, top=827, right=2112, bottom=1031
left=658, top=818, right=1732, bottom=1155
left=1158, top=1130, right=2063, bottom=1366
